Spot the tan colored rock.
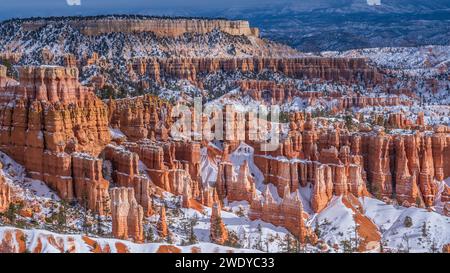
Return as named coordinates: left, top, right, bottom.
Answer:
left=249, top=186, right=317, bottom=244
left=23, top=18, right=260, bottom=37
left=72, top=154, right=110, bottom=215
left=419, top=137, right=437, bottom=207
left=210, top=202, right=229, bottom=245
left=367, top=134, right=392, bottom=199
left=311, top=164, right=333, bottom=213
left=0, top=165, right=11, bottom=213
left=431, top=132, right=447, bottom=181
left=394, top=137, right=421, bottom=206
left=157, top=205, right=169, bottom=238
left=111, top=187, right=144, bottom=242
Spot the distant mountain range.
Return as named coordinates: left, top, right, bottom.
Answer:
left=1, top=0, right=449, bottom=52
left=202, top=0, right=450, bottom=52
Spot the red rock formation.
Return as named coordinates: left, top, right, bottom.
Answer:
left=419, top=137, right=437, bottom=207
left=348, top=164, right=370, bottom=198
left=0, top=164, right=11, bottom=213
left=131, top=57, right=381, bottom=86
left=249, top=186, right=317, bottom=244
left=442, top=184, right=450, bottom=203
left=13, top=66, right=98, bottom=104
left=22, top=18, right=260, bottom=37
left=443, top=244, right=450, bottom=253
left=108, top=95, right=172, bottom=142
left=311, top=164, right=333, bottom=212
left=431, top=132, right=447, bottom=181
left=0, top=52, right=22, bottom=64
left=111, top=187, right=144, bottom=242
left=157, top=205, right=169, bottom=238
left=237, top=80, right=409, bottom=113
left=394, top=137, right=421, bottom=206
left=387, top=113, right=411, bottom=129
left=216, top=160, right=257, bottom=203
left=0, top=65, right=8, bottom=87
left=72, top=153, right=110, bottom=215
left=0, top=66, right=110, bottom=212
left=63, top=54, right=77, bottom=67
left=416, top=112, right=425, bottom=126
left=367, top=133, right=392, bottom=199
left=333, top=165, right=349, bottom=196
left=210, top=202, right=229, bottom=245
left=443, top=203, right=450, bottom=217
left=319, top=146, right=342, bottom=165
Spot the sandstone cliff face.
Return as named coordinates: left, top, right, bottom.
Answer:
left=210, top=202, right=229, bottom=245
left=0, top=65, right=18, bottom=90
left=0, top=164, right=11, bottom=213
left=253, top=114, right=450, bottom=211
left=394, top=137, right=420, bottom=206
left=72, top=153, right=110, bottom=215
left=238, top=80, right=409, bottom=112
left=111, top=187, right=144, bottom=242
left=249, top=186, right=317, bottom=244
left=14, top=66, right=96, bottom=104
left=0, top=65, right=5, bottom=79
left=108, top=95, right=172, bottom=142
left=0, top=52, right=22, bottom=64
left=216, top=160, right=256, bottom=203
left=157, top=206, right=169, bottom=238
left=367, top=133, right=393, bottom=199
left=0, top=66, right=110, bottom=212
left=22, top=18, right=259, bottom=37
left=104, top=144, right=153, bottom=216
left=130, top=57, right=381, bottom=86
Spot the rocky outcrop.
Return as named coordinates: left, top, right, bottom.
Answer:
left=0, top=52, right=21, bottom=64
left=311, top=164, right=333, bottom=212
left=0, top=164, right=11, bottom=213
left=136, top=57, right=381, bottom=85
left=443, top=244, right=450, bottom=253
left=238, top=80, right=408, bottom=111
left=157, top=205, right=169, bottom=238
left=13, top=66, right=97, bottom=104
left=367, top=133, right=392, bottom=199
left=22, top=18, right=259, bottom=37
left=0, top=65, right=18, bottom=90
left=394, top=137, right=420, bottom=206
left=210, top=202, right=228, bottom=245
left=111, top=187, right=144, bottom=242
left=216, top=160, right=256, bottom=203
left=0, top=66, right=110, bottom=210
left=419, top=137, right=438, bottom=207
left=122, top=139, right=203, bottom=203
left=72, top=153, right=110, bottom=215
left=0, top=65, right=6, bottom=80
left=108, top=95, right=172, bottom=142
left=103, top=144, right=154, bottom=215
left=249, top=186, right=317, bottom=244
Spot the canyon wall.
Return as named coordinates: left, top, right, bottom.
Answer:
left=238, top=80, right=410, bottom=111
left=0, top=164, right=11, bottom=213
left=0, top=66, right=111, bottom=212
left=129, top=57, right=382, bottom=85
left=21, top=18, right=259, bottom=37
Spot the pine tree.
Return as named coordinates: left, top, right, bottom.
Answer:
left=188, top=215, right=199, bottom=245
left=421, top=222, right=428, bottom=237
left=57, top=201, right=67, bottom=233
left=256, top=224, right=263, bottom=251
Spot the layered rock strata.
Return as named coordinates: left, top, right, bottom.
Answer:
left=0, top=66, right=110, bottom=212
left=22, top=18, right=260, bottom=37
left=111, top=187, right=144, bottom=242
